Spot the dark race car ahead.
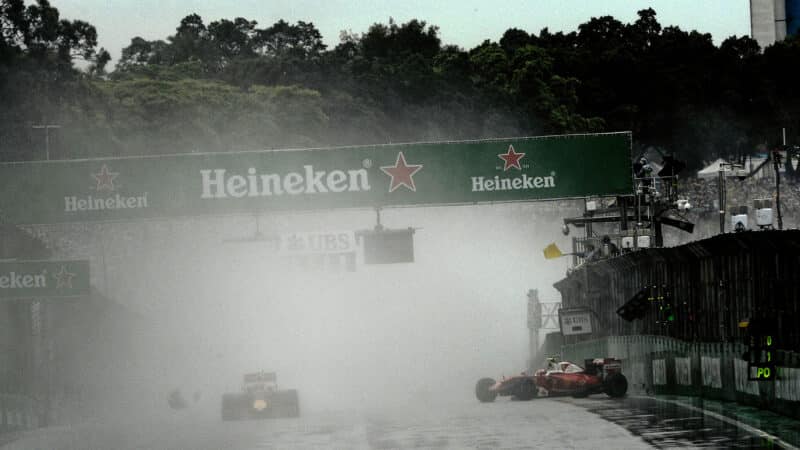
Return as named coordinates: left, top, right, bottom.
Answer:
left=221, top=371, right=299, bottom=421
left=475, top=358, right=628, bottom=402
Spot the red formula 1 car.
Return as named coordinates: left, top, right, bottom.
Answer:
left=475, top=358, right=628, bottom=402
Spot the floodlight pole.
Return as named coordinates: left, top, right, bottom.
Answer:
left=774, top=128, right=787, bottom=230
left=31, top=124, right=61, bottom=160
left=718, top=161, right=745, bottom=234
left=718, top=169, right=725, bottom=234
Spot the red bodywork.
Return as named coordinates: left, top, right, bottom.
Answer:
left=480, top=358, right=625, bottom=399
left=531, top=367, right=603, bottom=396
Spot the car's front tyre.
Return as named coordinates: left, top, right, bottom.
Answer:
left=275, top=389, right=300, bottom=418
left=475, top=378, right=497, bottom=402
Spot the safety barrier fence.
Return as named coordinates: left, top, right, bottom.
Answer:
left=558, top=335, right=800, bottom=419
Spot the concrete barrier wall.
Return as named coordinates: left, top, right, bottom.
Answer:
left=561, top=335, right=800, bottom=419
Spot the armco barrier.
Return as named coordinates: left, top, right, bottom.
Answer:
left=0, top=394, right=37, bottom=436
left=560, top=335, right=800, bottom=419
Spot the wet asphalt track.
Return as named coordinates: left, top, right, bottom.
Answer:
left=2, top=395, right=797, bottom=449
left=563, top=395, right=799, bottom=449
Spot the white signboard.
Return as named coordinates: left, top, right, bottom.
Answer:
left=675, top=357, right=692, bottom=386
left=652, top=359, right=667, bottom=386
left=734, top=359, right=759, bottom=395
left=559, top=309, right=593, bottom=336
left=278, top=231, right=357, bottom=255
left=267, top=231, right=359, bottom=273
left=283, top=252, right=356, bottom=273
left=776, top=367, right=800, bottom=401
left=701, top=356, right=722, bottom=389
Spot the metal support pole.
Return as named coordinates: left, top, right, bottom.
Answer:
left=527, top=289, right=540, bottom=369
left=774, top=150, right=783, bottom=230
left=618, top=196, right=628, bottom=231
left=374, top=207, right=383, bottom=231
left=31, top=124, right=60, bottom=160
left=584, top=198, right=592, bottom=238
left=572, top=236, right=578, bottom=267
left=654, top=214, right=664, bottom=247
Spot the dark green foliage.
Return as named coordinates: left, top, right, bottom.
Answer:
left=1, top=0, right=108, bottom=159
left=2, top=3, right=799, bottom=165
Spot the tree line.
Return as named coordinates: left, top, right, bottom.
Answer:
left=1, top=0, right=799, bottom=169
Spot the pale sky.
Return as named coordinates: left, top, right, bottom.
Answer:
left=51, top=0, right=751, bottom=64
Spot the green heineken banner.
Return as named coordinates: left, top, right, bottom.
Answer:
left=0, top=132, right=632, bottom=224
left=0, top=260, right=90, bottom=299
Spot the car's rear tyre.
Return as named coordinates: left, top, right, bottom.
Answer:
left=221, top=393, right=243, bottom=421
left=604, top=373, right=628, bottom=398
left=475, top=378, right=497, bottom=403
left=515, top=379, right=538, bottom=401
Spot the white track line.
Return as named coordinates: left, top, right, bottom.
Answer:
left=631, top=396, right=798, bottom=450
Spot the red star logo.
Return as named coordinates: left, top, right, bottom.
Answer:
left=93, top=164, right=119, bottom=191
left=498, top=145, right=525, bottom=171
left=53, top=265, right=76, bottom=289
left=380, top=152, right=423, bottom=192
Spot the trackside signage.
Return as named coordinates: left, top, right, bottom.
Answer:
left=0, top=133, right=632, bottom=224
left=0, top=260, right=90, bottom=299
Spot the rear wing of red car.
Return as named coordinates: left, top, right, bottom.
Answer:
left=583, top=358, right=623, bottom=375
left=244, top=372, right=277, bottom=383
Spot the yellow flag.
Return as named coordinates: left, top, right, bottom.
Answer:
left=543, top=243, right=563, bottom=260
